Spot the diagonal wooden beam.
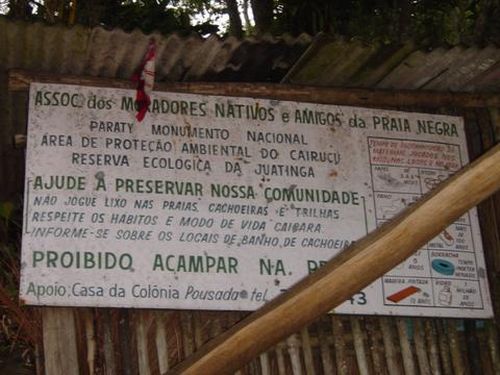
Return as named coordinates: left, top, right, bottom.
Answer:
left=168, top=144, right=500, bottom=375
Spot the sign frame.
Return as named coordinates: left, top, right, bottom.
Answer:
left=13, top=73, right=494, bottom=320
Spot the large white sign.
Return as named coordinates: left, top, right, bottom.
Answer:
left=20, top=83, right=493, bottom=318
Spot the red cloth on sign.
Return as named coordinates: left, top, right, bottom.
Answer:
left=132, top=39, right=156, bottom=122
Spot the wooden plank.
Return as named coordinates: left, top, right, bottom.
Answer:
left=489, top=107, right=500, bottom=141
left=136, top=312, right=152, bottom=375
left=258, top=352, right=271, bottom=375
left=286, top=333, right=303, bottom=375
left=396, top=318, right=416, bottom=375
left=275, top=343, right=287, bottom=375
left=318, top=317, right=335, bottom=375
left=350, top=318, right=369, bottom=375
left=97, top=309, right=118, bottom=375
left=486, top=320, right=500, bottom=374
left=181, top=312, right=196, bottom=358
left=167, top=145, right=500, bottom=374
left=83, top=310, right=96, bottom=375
left=300, top=327, right=315, bottom=375
left=464, top=320, right=481, bottom=375
left=423, top=320, right=441, bottom=375
left=155, top=312, right=170, bottom=374
left=447, top=321, right=467, bottom=375
left=73, top=310, right=89, bottom=375
left=8, top=69, right=500, bottom=108
left=414, top=319, right=431, bottom=375
left=42, top=308, right=79, bottom=375
left=477, top=324, right=495, bottom=375
left=118, top=310, right=137, bottom=375
left=436, top=320, right=453, bottom=375
left=331, top=317, right=349, bottom=375
left=366, top=318, right=387, bottom=375
left=379, top=317, right=401, bottom=375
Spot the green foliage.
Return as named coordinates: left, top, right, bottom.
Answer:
left=101, top=0, right=191, bottom=34
left=0, top=200, right=40, bottom=366
left=6, top=0, right=220, bottom=35
left=0, top=200, right=21, bottom=287
left=3, top=1, right=500, bottom=54
left=411, top=1, right=476, bottom=45
left=271, top=0, right=499, bottom=45
left=0, top=202, right=14, bottom=223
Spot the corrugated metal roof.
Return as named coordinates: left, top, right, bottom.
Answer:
left=283, top=34, right=500, bottom=93
left=3, top=17, right=500, bottom=91
left=0, top=17, right=313, bottom=82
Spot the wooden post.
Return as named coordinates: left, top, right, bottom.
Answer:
left=168, top=144, right=500, bottom=375
left=42, top=308, right=80, bottom=375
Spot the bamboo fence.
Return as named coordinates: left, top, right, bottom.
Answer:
left=34, top=308, right=498, bottom=374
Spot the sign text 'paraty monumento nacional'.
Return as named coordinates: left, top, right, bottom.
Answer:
left=20, top=83, right=493, bottom=318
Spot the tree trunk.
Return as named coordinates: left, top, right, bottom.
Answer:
left=225, top=0, right=243, bottom=38
left=8, top=0, right=32, bottom=20
left=251, top=0, right=273, bottom=34
left=473, top=0, right=493, bottom=44
left=397, top=0, right=411, bottom=42
left=242, top=0, right=252, bottom=31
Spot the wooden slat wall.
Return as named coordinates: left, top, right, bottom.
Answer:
left=46, top=309, right=498, bottom=374
left=4, top=76, right=500, bottom=374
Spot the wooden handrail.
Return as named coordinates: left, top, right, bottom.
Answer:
left=168, top=144, right=500, bottom=374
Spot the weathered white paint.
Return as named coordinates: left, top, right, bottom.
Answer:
left=19, top=83, right=492, bottom=318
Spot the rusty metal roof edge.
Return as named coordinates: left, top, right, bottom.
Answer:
left=283, top=32, right=500, bottom=93
left=0, top=16, right=314, bottom=46
left=280, top=32, right=331, bottom=83
left=0, top=16, right=315, bottom=82
left=4, top=16, right=500, bottom=92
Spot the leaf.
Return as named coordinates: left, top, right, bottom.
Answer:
left=0, top=201, right=14, bottom=221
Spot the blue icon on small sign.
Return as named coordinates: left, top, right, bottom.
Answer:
left=432, top=259, right=455, bottom=276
